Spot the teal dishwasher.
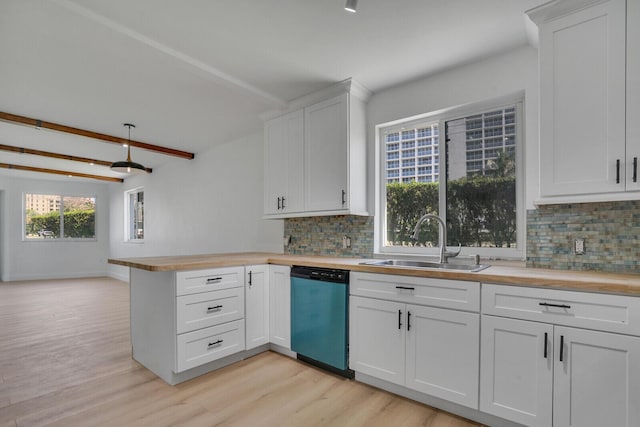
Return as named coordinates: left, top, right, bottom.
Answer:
left=290, top=266, right=353, bottom=378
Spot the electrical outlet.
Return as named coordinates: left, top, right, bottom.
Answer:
left=574, top=238, right=585, bottom=255
left=283, top=235, right=291, bottom=246
left=342, top=235, right=351, bottom=249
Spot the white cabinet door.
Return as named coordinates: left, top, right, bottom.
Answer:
left=405, top=305, right=479, bottom=409
left=553, top=326, right=640, bottom=427
left=627, top=0, right=640, bottom=192
left=263, top=110, right=304, bottom=215
left=349, top=296, right=405, bottom=385
left=268, top=265, right=291, bottom=349
left=538, top=0, right=626, bottom=197
left=304, top=93, right=349, bottom=212
left=245, top=265, right=269, bottom=350
left=480, top=315, right=553, bottom=427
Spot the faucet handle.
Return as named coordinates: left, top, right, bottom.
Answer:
left=444, top=243, right=462, bottom=259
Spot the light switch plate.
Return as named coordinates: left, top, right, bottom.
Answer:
left=574, top=238, right=585, bottom=255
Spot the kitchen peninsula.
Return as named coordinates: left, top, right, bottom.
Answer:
left=110, top=252, right=640, bottom=427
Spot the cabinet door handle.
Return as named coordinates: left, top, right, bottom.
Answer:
left=248, top=270, right=253, bottom=287
left=539, top=302, right=571, bottom=309
left=543, top=332, right=548, bottom=359
left=559, top=335, right=565, bottom=362
left=207, top=339, right=223, bottom=348
left=341, top=189, right=346, bottom=206
left=207, top=305, right=223, bottom=312
left=634, top=157, right=638, bottom=183
left=616, top=159, right=621, bottom=184
left=395, top=286, right=415, bottom=291
left=277, top=197, right=281, bottom=210
left=398, top=310, right=403, bottom=330
left=407, top=311, right=412, bottom=331
left=206, top=277, right=223, bottom=284
left=281, top=197, right=286, bottom=209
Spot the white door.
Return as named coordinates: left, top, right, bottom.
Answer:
left=480, top=315, right=553, bottom=427
left=304, top=93, right=349, bottom=212
left=627, top=0, right=640, bottom=192
left=538, top=0, right=626, bottom=197
left=268, top=265, right=291, bottom=349
left=405, top=305, right=479, bottom=409
left=553, top=326, right=640, bottom=427
left=245, top=265, right=269, bottom=350
left=349, top=296, right=405, bottom=385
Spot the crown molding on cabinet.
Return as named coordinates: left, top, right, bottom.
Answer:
left=259, top=78, right=372, bottom=121
left=526, top=0, right=612, bottom=24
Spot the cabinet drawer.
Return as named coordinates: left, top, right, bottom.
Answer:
left=176, top=287, right=244, bottom=334
left=351, top=272, right=480, bottom=312
left=482, top=283, right=640, bottom=336
left=176, top=319, right=245, bottom=372
left=176, top=266, right=244, bottom=296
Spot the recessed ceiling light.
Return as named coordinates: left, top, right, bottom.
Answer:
left=345, top=0, right=357, bottom=13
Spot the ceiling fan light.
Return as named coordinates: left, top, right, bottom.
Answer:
left=345, top=0, right=357, bottom=13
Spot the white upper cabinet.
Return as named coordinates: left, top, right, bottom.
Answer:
left=264, top=110, right=304, bottom=215
left=627, top=0, right=640, bottom=191
left=530, top=0, right=637, bottom=203
left=262, top=79, right=370, bottom=218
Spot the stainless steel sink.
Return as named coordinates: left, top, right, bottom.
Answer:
left=359, top=259, right=489, bottom=272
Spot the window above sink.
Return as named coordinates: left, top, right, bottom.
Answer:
left=374, top=93, right=526, bottom=261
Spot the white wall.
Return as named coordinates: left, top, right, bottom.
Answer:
left=0, top=174, right=111, bottom=281
left=108, top=131, right=284, bottom=281
left=366, top=45, right=539, bottom=212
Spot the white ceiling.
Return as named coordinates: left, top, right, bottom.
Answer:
left=0, top=0, right=542, bottom=182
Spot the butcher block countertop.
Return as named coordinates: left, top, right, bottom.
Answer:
left=108, top=252, right=640, bottom=296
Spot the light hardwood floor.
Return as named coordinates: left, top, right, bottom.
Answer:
left=0, top=277, right=482, bottom=427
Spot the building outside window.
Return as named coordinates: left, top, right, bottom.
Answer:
left=125, top=188, right=144, bottom=242
left=378, top=96, right=523, bottom=259
left=23, top=194, right=96, bottom=239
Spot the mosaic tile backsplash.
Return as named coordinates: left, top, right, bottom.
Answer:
left=284, top=215, right=374, bottom=258
left=527, top=200, right=640, bottom=273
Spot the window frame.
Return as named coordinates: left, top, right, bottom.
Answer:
left=22, top=193, right=98, bottom=242
left=374, top=92, right=525, bottom=260
left=124, top=187, right=144, bottom=243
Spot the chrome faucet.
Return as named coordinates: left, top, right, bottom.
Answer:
left=411, top=214, right=461, bottom=264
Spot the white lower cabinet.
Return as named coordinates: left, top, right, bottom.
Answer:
left=269, top=265, right=291, bottom=349
left=481, top=283, right=640, bottom=427
left=245, top=265, right=269, bottom=350
left=480, top=316, right=553, bottom=426
left=349, top=273, right=480, bottom=409
left=406, top=304, right=479, bottom=408
left=349, top=297, right=405, bottom=384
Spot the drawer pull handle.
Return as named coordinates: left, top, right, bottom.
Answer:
left=208, top=339, right=223, bottom=348
left=634, top=157, right=638, bottom=183
left=248, top=270, right=253, bottom=287
left=559, top=335, right=565, bottom=362
left=407, top=311, right=412, bottom=331
left=543, top=332, right=548, bottom=359
left=398, top=310, right=403, bottom=330
left=206, top=277, right=223, bottom=283
left=539, top=302, right=571, bottom=309
left=396, top=286, right=415, bottom=291
left=616, top=159, right=621, bottom=184
left=207, top=305, right=223, bottom=311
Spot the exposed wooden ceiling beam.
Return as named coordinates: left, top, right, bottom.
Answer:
left=0, top=163, right=124, bottom=183
left=0, top=143, right=153, bottom=173
left=0, top=111, right=195, bottom=160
